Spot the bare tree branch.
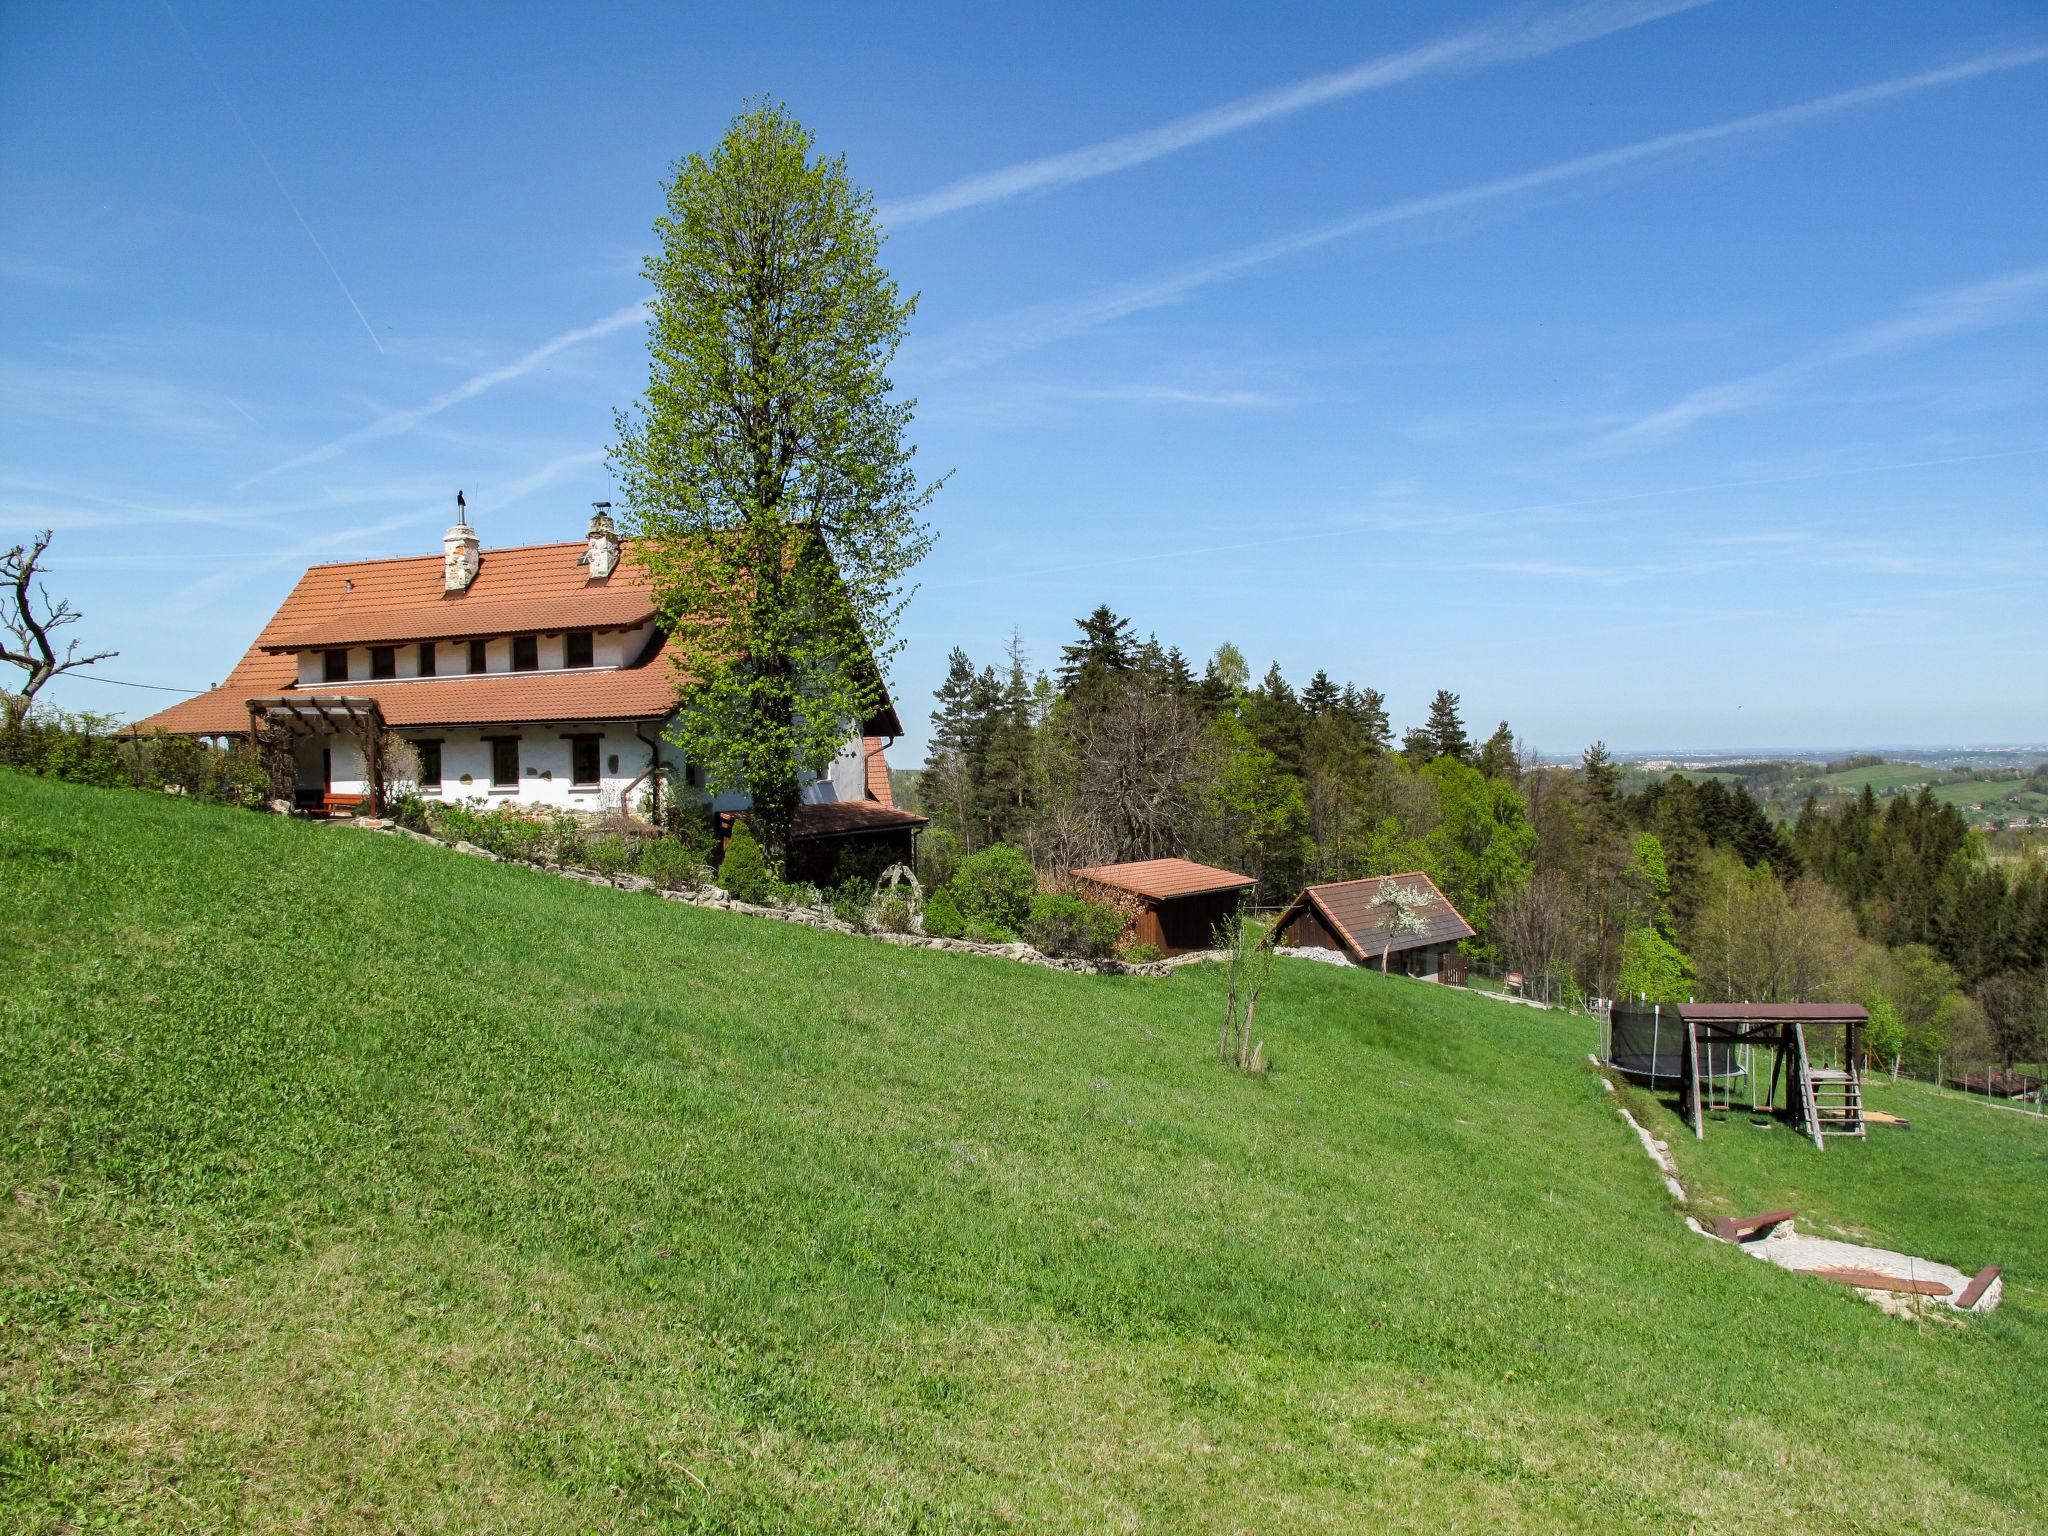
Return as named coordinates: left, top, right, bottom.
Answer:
left=3, top=530, right=118, bottom=728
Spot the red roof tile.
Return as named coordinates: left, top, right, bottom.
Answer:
left=129, top=540, right=685, bottom=735
left=1273, top=872, right=1474, bottom=962
left=863, top=737, right=894, bottom=806
left=266, top=589, right=656, bottom=649
left=1071, top=857, right=1257, bottom=902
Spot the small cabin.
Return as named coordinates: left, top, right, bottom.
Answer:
left=1070, top=857, right=1257, bottom=957
left=1271, top=872, right=1474, bottom=979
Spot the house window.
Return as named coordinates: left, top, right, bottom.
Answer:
left=323, top=649, right=348, bottom=683
left=565, top=631, right=594, bottom=668
left=489, top=737, right=519, bottom=788
left=512, top=635, right=538, bottom=672
left=369, top=646, right=396, bottom=680
left=569, top=734, right=601, bottom=786
left=418, top=643, right=437, bottom=678
left=417, top=739, right=442, bottom=788
left=469, top=639, right=488, bottom=674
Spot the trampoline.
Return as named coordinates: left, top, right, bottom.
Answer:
left=1607, top=1006, right=1747, bottom=1091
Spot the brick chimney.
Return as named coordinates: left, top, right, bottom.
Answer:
left=585, top=502, right=620, bottom=581
left=444, top=491, right=480, bottom=592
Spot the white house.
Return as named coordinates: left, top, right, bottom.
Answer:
left=132, top=505, right=922, bottom=873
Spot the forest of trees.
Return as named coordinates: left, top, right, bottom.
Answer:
left=918, top=605, right=2048, bottom=1073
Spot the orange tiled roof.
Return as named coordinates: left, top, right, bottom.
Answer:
left=131, top=540, right=689, bottom=735
left=1071, top=857, right=1256, bottom=902
left=863, top=736, right=894, bottom=806
left=266, top=590, right=656, bottom=649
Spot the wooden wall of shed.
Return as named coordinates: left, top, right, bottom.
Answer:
left=1279, top=905, right=1345, bottom=955
left=1153, top=888, right=1245, bottom=955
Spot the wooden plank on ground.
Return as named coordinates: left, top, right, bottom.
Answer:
left=1956, top=1265, right=2001, bottom=1310
left=1713, top=1208, right=1797, bottom=1243
left=1801, top=1266, right=1949, bottom=1297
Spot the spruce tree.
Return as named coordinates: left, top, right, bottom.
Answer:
left=1301, top=669, right=1340, bottom=718
left=1057, top=605, right=1136, bottom=695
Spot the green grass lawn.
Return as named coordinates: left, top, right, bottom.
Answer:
left=3, top=772, right=2044, bottom=1533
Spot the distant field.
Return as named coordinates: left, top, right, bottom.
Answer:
left=1822, top=763, right=1938, bottom=793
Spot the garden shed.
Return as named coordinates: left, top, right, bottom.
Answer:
left=1070, top=857, right=1257, bottom=956
left=1271, top=872, right=1474, bottom=979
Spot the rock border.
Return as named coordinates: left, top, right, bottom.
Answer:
left=350, top=817, right=1203, bottom=978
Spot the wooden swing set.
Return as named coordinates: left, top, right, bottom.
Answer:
left=1676, top=1002, right=1868, bottom=1150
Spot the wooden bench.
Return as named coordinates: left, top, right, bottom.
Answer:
left=319, top=792, right=366, bottom=818
left=1712, top=1208, right=1796, bottom=1244
left=1803, top=1266, right=1949, bottom=1297
left=1956, top=1265, right=2002, bottom=1311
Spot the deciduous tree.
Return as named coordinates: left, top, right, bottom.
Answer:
left=612, top=103, right=939, bottom=863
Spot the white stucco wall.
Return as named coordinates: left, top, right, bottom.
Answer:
left=292, top=621, right=658, bottom=688
left=295, top=707, right=869, bottom=819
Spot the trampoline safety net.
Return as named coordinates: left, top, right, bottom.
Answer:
left=1607, top=1007, right=1749, bottom=1089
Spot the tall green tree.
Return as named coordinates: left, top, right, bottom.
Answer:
left=1422, top=689, right=1471, bottom=763
left=611, top=102, right=939, bottom=861
left=1057, top=605, right=1137, bottom=695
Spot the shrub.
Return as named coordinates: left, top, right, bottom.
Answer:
left=1118, top=941, right=1162, bottom=965
left=829, top=880, right=875, bottom=932
left=962, top=919, right=1020, bottom=945
left=916, top=827, right=962, bottom=892
left=388, top=793, right=432, bottom=833
left=873, top=888, right=917, bottom=934
left=717, top=821, right=778, bottom=904
left=640, top=837, right=706, bottom=891
left=921, top=886, right=964, bottom=939
left=583, top=835, right=636, bottom=877
left=951, top=844, right=1035, bottom=933
left=1026, top=891, right=1128, bottom=959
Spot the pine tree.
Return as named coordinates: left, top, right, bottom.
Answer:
left=1345, top=685, right=1392, bottom=754
left=1477, top=720, right=1517, bottom=781
left=1057, top=605, right=1136, bottom=695
left=1425, top=689, right=1471, bottom=763
left=1245, top=663, right=1307, bottom=779
left=1580, top=740, right=1620, bottom=803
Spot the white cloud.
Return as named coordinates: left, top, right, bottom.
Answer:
left=879, top=0, right=1719, bottom=225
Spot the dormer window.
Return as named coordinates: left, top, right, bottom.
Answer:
left=323, top=649, right=348, bottom=683
left=469, top=639, right=488, bottom=674
left=565, top=631, right=594, bottom=668
left=512, top=636, right=539, bottom=672
left=369, top=646, right=396, bottom=680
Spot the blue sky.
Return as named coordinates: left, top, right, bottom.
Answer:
left=3, top=0, right=2044, bottom=758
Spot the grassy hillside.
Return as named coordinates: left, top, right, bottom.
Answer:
left=2, top=771, right=2043, bottom=1533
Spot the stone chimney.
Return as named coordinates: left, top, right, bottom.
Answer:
left=585, top=502, right=620, bottom=581
left=444, top=491, right=480, bottom=592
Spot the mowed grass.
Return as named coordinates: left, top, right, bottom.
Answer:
left=2, top=773, right=2044, bottom=1533
left=1630, top=1073, right=2048, bottom=1288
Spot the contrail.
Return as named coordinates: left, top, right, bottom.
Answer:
left=879, top=0, right=1720, bottom=225
left=240, top=303, right=648, bottom=487
left=1603, top=262, right=2048, bottom=447
left=920, top=44, right=2048, bottom=372
left=925, top=444, right=2048, bottom=589
left=160, top=1, right=385, bottom=354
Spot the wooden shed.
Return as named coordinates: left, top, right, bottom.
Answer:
left=1271, top=872, right=1474, bottom=979
left=1071, top=857, right=1257, bottom=957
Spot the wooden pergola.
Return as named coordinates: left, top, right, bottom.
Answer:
left=245, top=694, right=387, bottom=813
